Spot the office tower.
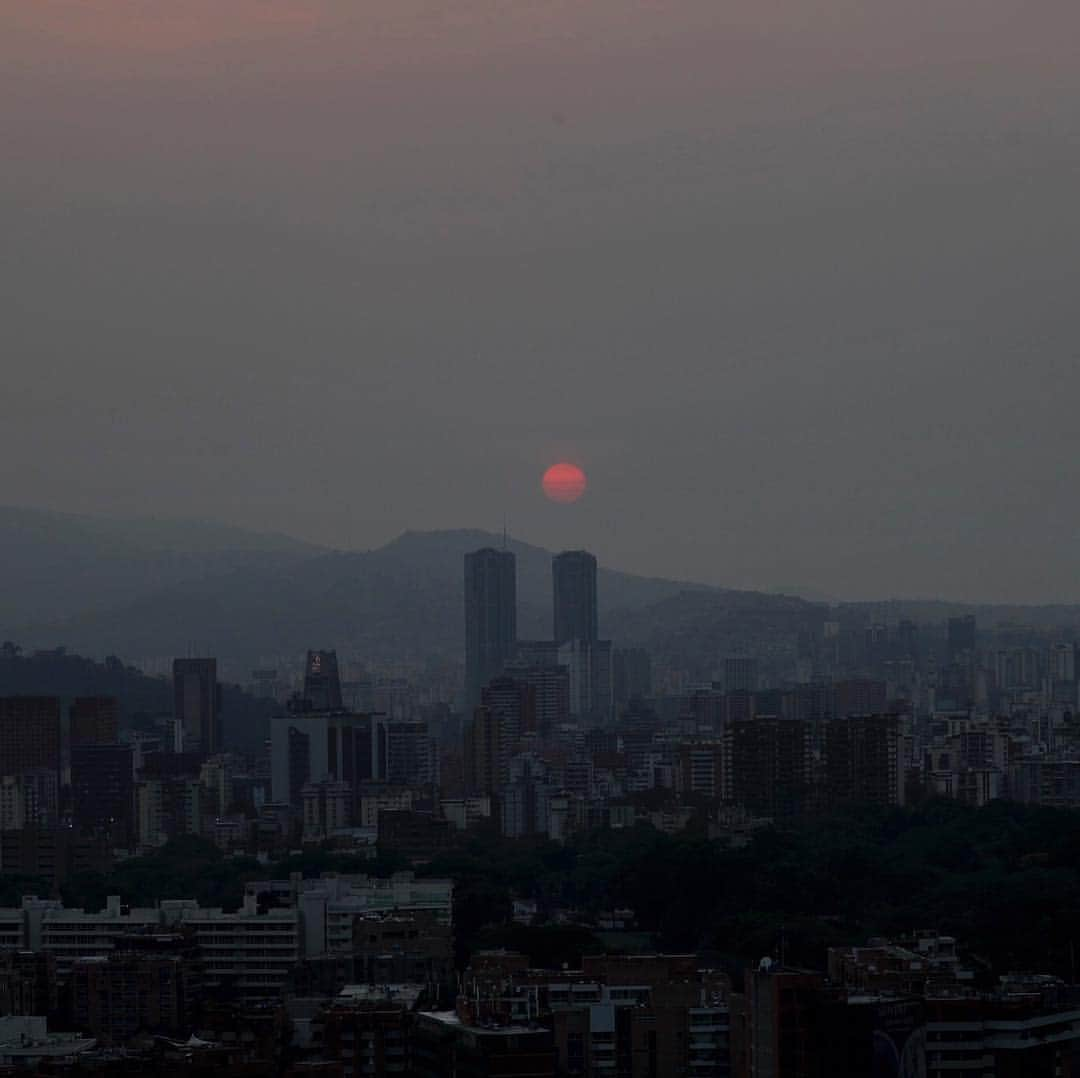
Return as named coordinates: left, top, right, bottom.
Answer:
left=70, top=744, right=135, bottom=846
left=464, top=548, right=517, bottom=709
left=558, top=639, right=613, bottom=723
left=269, top=712, right=386, bottom=807
left=303, top=650, right=343, bottom=711
left=172, top=658, right=221, bottom=755
left=553, top=549, right=598, bottom=645
left=386, top=720, right=440, bottom=787
left=723, top=657, right=758, bottom=694
left=503, top=662, right=570, bottom=737
left=947, top=615, right=977, bottom=660
left=479, top=677, right=535, bottom=778
left=824, top=715, right=904, bottom=808
left=0, top=697, right=61, bottom=776
left=69, top=697, right=119, bottom=747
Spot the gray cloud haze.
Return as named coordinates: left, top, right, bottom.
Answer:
left=2, top=1, right=1079, bottom=601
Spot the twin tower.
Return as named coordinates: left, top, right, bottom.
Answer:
left=464, top=547, right=599, bottom=711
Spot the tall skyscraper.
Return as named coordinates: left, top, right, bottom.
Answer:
left=303, top=650, right=343, bottom=711
left=172, top=658, right=220, bottom=756
left=464, top=548, right=517, bottom=709
left=552, top=550, right=598, bottom=645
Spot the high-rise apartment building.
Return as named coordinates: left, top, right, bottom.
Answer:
left=0, top=697, right=61, bottom=779
left=70, top=744, right=135, bottom=846
left=730, top=717, right=810, bottom=819
left=69, top=697, right=119, bottom=748
left=824, top=715, right=904, bottom=808
left=552, top=550, right=598, bottom=645
left=172, top=659, right=220, bottom=755
left=558, top=639, right=613, bottom=724
left=463, top=707, right=502, bottom=798
left=464, top=548, right=517, bottom=709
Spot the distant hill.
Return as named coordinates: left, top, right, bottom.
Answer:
left=8, top=515, right=1080, bottom=682
left=10, top=529, right=717, bottom=675
left=0, top=505, right=324, bottom=624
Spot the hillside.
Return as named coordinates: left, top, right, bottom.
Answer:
left=0, top=505, right=323, bottom=625
left=10, top=529, right=720, bottom=674
left=9, top=515, right=1080, bottom=680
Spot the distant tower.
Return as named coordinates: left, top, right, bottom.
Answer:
left=465, top=548, right=517, bottom=709
left=303, top=650, right=343, bottom=712
left=552, top=550, right=598, bottom=645
left=173, top=658, right=221, bottom=756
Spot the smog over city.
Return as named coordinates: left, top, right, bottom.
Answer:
left=2, top=3, right=1079, bottom=1075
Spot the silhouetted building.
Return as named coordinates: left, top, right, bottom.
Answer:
left=69, top=940, right=202, bottom=1045
left=303, top=650, right=343, bottom=711
left=0, top=697, right=61, bottom=776
left=559, top=639, right=613, bottom=723
left=71, top=743, right=135, bottom=846
left=724, top=658, right=759, bottom=694
left=947, top=614, right=977, bottom=660
left=270, top=712, right=387, bottom=807
left=730, top=718, right=810, bottom=819
left=385, top=720, right=439, bottom=787
left=172, top=658, right=221, bottom=755
left=613, top=648, right=652, bottom=709
left=465, top=548, right=517, bottom=709
left=553, top=550, right=598, bottom=645
left=464, top=706, right=503, bottom=798
left=0, top=827, right=112, bottom=887
left=0, top=951, right=57, bottom=1017
left=480, top=677, right=535, bottom=770
left=502, top=663, right=569, bottom=737
left=69, top=696, right=120, bottom=747
left=317, top=993, right=417, bottom=1077
left=834, top=678, right=887, bottom=718
left=824, top=715, right=905, bottom=808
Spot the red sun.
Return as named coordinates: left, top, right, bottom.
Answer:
left=542, top=462, right=587, bottom=504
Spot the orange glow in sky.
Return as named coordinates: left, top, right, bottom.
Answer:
left=542, top=462, right=587, bottom=504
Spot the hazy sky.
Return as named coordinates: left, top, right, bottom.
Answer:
left=3, top=1, right=1079, bottom=602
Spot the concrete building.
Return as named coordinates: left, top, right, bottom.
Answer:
left=173, top=658, right=221, bottom=755
left=465, top=547, right=517, bottom=710
left=69, top=696, right=120, bottom=747
left=270, top=711, right=386, bottom=807
left=0, top=696, right=61, bottom=777
left=553, top=549, right=599, bottom=645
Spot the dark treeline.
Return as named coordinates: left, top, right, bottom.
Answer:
left=430, top=799, right=1080, bottom=977
left=7, top=799, right=1079, bottom=981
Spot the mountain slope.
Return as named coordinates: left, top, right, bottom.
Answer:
left=0, top=505, right=325, bottom=624
left=10, top=528, right=723, bottom=673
